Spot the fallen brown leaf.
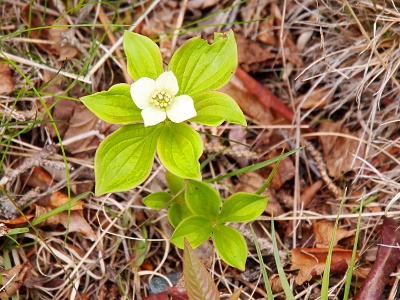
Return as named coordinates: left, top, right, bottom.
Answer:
left=291, top=247, right=359, bottom=285
left=319, top=121, right=365, bottom=178
left=313, top=220, right=354, bottom=248
left=0, top=60, right=14, bottom=94
left=0, top=262, right=33, bottom=300
left=295, top=87, right=334, bottom=109
left=34, top=205, right=96, bottom=241
left=0, top=214, right=35, bottom=224
left=63, top=105, right=99, bottom=154
left=21, top=4, right=79, bottom=59
left=236, top=33, right=277, bottom=73
left=300, top=180, right=323, bottom=208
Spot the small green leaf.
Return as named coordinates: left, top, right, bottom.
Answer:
left=217, top=193, right=268, bottom=223
left=213, top=224, right=247, bottom=270
left=124, top=31, right=164, bottom=81
left=166, top=170, right=185, bottom=195
left=80, top=84, right=143, bottom=124
left=183, top=238, right=220, bottom=300
left=170, top=216, right=212, bottom=249
left=95, top=124, right=163, bottom=195
left=190, top=91, right=246, bottom=126
left=142, top=191, right=173, bottom=209
left=157, top=122, right=202, bottom=180
left=168, top=202, right=193, bottom=228
left=169, top=30, right=237, bottom=96
left=185, top=180, right=220, bottom=219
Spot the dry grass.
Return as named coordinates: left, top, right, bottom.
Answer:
left=0, top=0, right=400, bottom=299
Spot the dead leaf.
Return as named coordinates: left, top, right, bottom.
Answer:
left=313, top=220, right=355, bottom=248
left=257, top=17, right=277, bottom=46
left=295, top=87, right=334, bottom=109
left=23, top=167, right=83, bottom=210
left=21, top=4, right=79, bottom=59
left=0, top=215, right=35, bottom=225
left=49, top=190, right=84, bottom=210
left=300, top=180, right=323, bottom=208
left=354, top=217, right=400, bottom=300
left=63, top=105, right=99, bottom=154
left=236, top=33, right=277, bottom=73
left=34, top=206, right=96, bottom=241
left=0, top=262, right=33, bottom=300
left=260, top=153, right=295, bottom=189
left=96, top=283, right=122, bottom=300
left=0, top=60, right=14, bottom=94
left=291, top=248, right=359, bottom=285
left=48, top=18, right=79, bottom=60
left=319, top=121, right=365, bottom=178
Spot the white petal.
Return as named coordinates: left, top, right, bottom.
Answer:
left=155, top=71, right=179, bottom=96
left=131, top=77, right=156, bottom=109
left=166, top=95, right=197, bottom=123
left=141, top=106, right=167, bottom=127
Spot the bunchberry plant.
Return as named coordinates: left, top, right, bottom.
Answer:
left=144, top=173, right=268, bottom=270
left=143, top=171, right=192, bottom=228
left=81, top=30, right=246, bottom=196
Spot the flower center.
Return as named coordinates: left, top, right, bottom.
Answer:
left=149, top=90, right=173, bottom=109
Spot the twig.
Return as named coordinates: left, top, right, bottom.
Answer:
left=235, top=66, right=313, bottom=133
left=170, top=0, right=189, bottom=53
left=0, top=51, right=91, bottom=83
left=0, top=145, right=56, bottom=187
left=97, top=6, right=131, bottom=84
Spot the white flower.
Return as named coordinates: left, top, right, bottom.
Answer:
left=130, top=71, right=197, bottom=127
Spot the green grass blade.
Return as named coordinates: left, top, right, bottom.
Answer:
left=249, top=224, right=274, bottom=299
left=205, top=147, right=302, bottom=183
left=256, top=150, right=284, bottom=195
left=31, top=191, right=92, bottom=226
left=271, top=218, right=295, bottom=300
left=320, top=188, right=347, bottom=299
left=343, top=198, right=363, bottom=300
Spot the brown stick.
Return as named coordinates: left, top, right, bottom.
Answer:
left=235, top=66, right=313, bottom=133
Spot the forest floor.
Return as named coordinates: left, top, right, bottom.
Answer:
left=0, top=0, right=400, bottom=299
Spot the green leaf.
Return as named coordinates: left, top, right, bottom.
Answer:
left=80, top=84, right=143, bottom=124
left=170, top=216, right=212, bottom=249
left=217, top=193, right=268, bottom=223
left=166, top=170, right=185, bottom=195
left=142, top=191, right=173, bottom=209
left=169, top=30, right=237, bottom=96
left=95, top=124, right=163, bottom=195
left=157, top=122, right=202, bottom=180
left=185, top=180, right=220, bottom=219
left=168, top=202, right=194, bottom=228
left=190, top=91, right=246, bottom=126
left=123, top=31, right=164, bottom=81
left=213, top=224, right=247, bottom=270
left=183, top=238, right=220, bottom=300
